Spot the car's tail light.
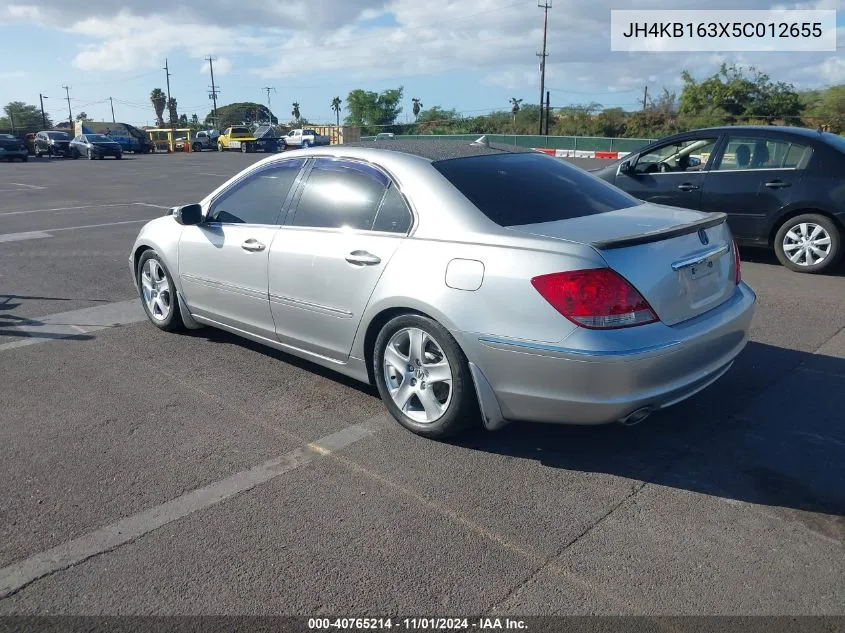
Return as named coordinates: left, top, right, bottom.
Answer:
left=732, top=239, right=742, bottom=285
left=530, top=268, right=659, bottom=329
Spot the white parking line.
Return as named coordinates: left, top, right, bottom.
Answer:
left=0, top=220, right=149, bottom=245
left=0, top=231, right=52, bottom=243
left=196, top=172, right=231, bottom=177
left=7, top=182, right=46, bottom=190
left=0, top=299, right=145, bottom=352
left=0, top=418, right=381, bottom=598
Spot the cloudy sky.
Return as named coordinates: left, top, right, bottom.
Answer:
left=0, top=0, right=842, bottom=127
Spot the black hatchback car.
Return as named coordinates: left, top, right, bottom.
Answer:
left=592, top=126, right=845, bottom=274
left=34, top=130, right=72, bottom=157
left=69, top=134, right=123, bottom=160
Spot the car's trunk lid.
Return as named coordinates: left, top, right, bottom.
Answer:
left=510, top=203, right=736, bottom=326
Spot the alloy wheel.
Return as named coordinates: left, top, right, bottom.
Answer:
left=382, top=327, right=453, bottom=424
left=140, top=259, right=172, bottom=322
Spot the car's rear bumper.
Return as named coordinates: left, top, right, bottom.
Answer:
left=459, top=282, right=757, bottom=425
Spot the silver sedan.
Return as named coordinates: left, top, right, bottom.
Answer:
left=129, top=139, right=757, bottom=439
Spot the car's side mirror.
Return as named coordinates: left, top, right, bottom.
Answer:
left=618, top=159, right=633, bottom=175
left=173, top=203, right=203, bottom=226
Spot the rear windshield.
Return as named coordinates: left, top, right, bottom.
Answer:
left=231, top=127, right=249, bottom=135
left=47, top=132, right=70, bottom=139
left=432, top=152, right=641, bottom=227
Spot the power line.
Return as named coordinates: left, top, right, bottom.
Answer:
left=537, top=0, right=551, bottom=135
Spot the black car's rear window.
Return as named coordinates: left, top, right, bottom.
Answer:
left=432, top=152, right=641, bottom=227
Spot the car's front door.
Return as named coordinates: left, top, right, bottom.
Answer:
left=700, top=134, right=808, bottom=243
left=269, top=157, right=413, bottom=361
left=178, top=158, right=307, bottom=338
left=615, top=135, right=721, bottom=209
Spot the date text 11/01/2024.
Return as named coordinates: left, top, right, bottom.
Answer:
left=308, top=618, right=528, bottom=630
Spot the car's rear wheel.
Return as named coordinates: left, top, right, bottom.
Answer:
left=774, top=213, right=841, bottom=274
left=217, top=143, right=224, bottom=152
left=374, top=314, right=477, bottom=439
left=20, top=155, right=28, bottom=162
left=137, top=251, right=184, bottom=332
left=302, top=140, right=310, bottom=149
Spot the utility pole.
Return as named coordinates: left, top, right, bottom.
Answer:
left=62, top=85, right=72, bottom=128
left=261, top=87, right=276, bottom=125
left=163, top=58, right=172, bottom=128
left=642, top=85, right=649, bottom=112
left=206, top=56, right=220, bottom=130
left=545, top=91, right=551, bottom=136
left=109, top=97, right=116, bottom=123
left=39, top=94, right=48, bottom=128
left=537, top=0, right=551, bottom=135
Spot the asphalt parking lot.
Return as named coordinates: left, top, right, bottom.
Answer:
left=0, top=151, right=843, bottom=617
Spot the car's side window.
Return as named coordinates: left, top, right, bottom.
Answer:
left=714, top=137, right=810, bottom=171
left=207, top=159, right=306, bottom=225
left=634, top=137, right=718, bottom=174
left=290, top=158, right=390, bottom=231
left=372, top=184, right=413, bottom=234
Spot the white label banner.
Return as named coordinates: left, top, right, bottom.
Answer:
left=610, top=10, right=837, bottom=52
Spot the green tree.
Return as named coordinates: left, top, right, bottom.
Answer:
left=679, top=64, right=801, bottom=124
left=509, top=97, right=522, bottom=122
left=291, top=102, right=301, bottom=122
left=412, top=97, right=423, bottom=119
left=345, top=87, right=403, bottom=135
left=150, top=88, right=166, bottom=127
left=167, top=97, right=178, bottom=127
left=204, top=102, right=274, bottom=128
left=803, top=85, right=845, bottom=133
left=1, top=102, right=51, bottom=131
left=190, top=113, right=199, bottom=126
left=331, top=96, right=342, bottom=129
left=75, top=112, right=89, bottom=122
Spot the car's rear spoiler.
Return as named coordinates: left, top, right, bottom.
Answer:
left=590, top=212, right=728, bottom=250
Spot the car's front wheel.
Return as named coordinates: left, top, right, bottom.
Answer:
left=137, top=250, right=184, bottom=332
left=774, top=213, right=842, bottom=274
left=373, top=314, right=477, bottom=439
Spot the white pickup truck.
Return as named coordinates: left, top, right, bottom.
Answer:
left=282, top=128, right=331, bottom=149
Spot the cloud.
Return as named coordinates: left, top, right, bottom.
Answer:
left=2, top=0, right=841, bottom=105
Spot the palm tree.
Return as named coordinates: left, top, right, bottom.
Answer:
left=510, top=97, right=523, bottom=123
left=167, top=97, right=178, bottom=127
left=412, top=98, right=423, bottom=119
left=331, top=97, right=342, bottom=128
left=291, top=102, right=301, bottom=122
left=150, top=88, right=166, bottom=127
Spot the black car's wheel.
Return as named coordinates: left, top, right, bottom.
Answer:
left=137, top=250, right=184, bottom=332
left=774, top=213, right=842, bottom=274
left=192, top=143, right=200, bottom=152
left=373, top=314, right=478, bottom=439
left=20, top=155, right=28, bottom=162
left=87, top=149, right=95, bottom=160
left=34, top=148, right=42, bottom=158
left=72, top=149, right=79, bottom=159
left=116, top=153, right=122, bottom=159
left=217, top=143, right=224, bottom=152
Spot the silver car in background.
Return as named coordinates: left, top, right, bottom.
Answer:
left=129, top=139, right=756, bottom=439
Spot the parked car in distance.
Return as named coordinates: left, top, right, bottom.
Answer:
left=375, top=132, right=396, bottom=140
left=129, top=139, right=755, bottom=440
left=69, top=134, right=123, bottom=160
left=282, top=128, right=331, bottom=149
left=592, top=126, right=845, bottom=273
left=0, top=134, right=28, bottom=162
left=191, top=130, right=220, bottom=152
left=34, top=131, right=73, bottom=158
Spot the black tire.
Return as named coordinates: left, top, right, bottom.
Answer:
left=20, top=155, right=28, bottom=162
left=302, top=140, right=310, bottom=149
left=72, top=149, right=79, bottom=159
left=192, top=143, right=200, bottom=152
left=774, top=213, right=842, bottom=274
left=34, top=148, right=42, bottom=158
left=218, top=143, right=224, bottom=152
left=136, top=250, right=184, bottom=332
left=373, top=314, right=478, bottom=439
left=87, top=149, right=94, bottom=160
left=116, top=153, right=122, bottom=159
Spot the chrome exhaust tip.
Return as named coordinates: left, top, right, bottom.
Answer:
left=618, top=406, right=653, bottom=426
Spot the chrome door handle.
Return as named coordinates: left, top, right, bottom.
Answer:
left=676, top=183, right=700, bottom=192
left=241, top=239, right=266, bottom=252
left=765, top=180, right=791, bottom=189
left=345, top=250, right=381, bottom=266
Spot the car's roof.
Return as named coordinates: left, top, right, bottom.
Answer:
left=340, top=138, right=529, bottom=162
left=672, top=125, right=829, bottom=139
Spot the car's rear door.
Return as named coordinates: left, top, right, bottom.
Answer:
left=178, top=158, right=307, bottom=338
left=268, top=157, right=412, bottom=361
left=699, top=133, right=808, bottom=243
left=614, top=134, right=721, bottom=209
